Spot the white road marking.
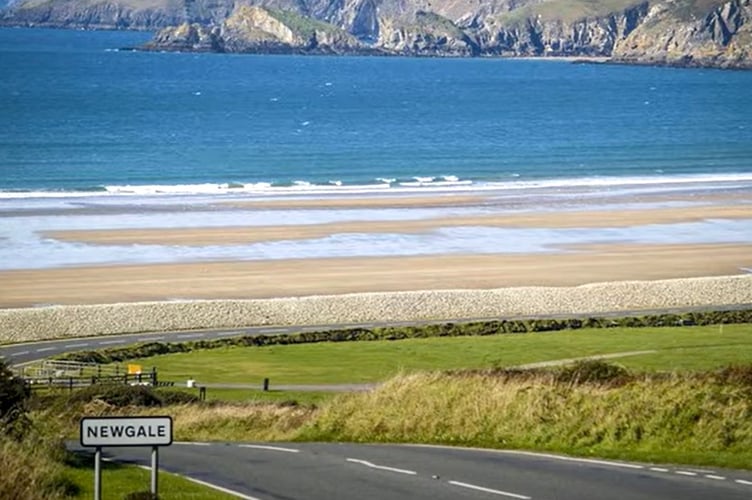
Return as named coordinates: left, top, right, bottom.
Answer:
left=100, top=340, right=126, bottom=345
left=258, top=328, right=288, bottom=333
left=675, top=471, right=697, bottom=476
left=735, top=479, right=752, bottom=486
left=150, top=336, right=165, bottom=341
left=176, top=333, right=205, bottom=339
left=10, top=351, right=29, bottom=356
left=705, top=475, right=726, bottom=481
left=448, top=480, right=531, bottom=499
left=133, top=465, right=262, bottom=500
left=410, top=445, right=648, bottom=470
left=239, top=444, right=300, bottom=453
left=181, top=475, right=262, bottom=500
left=649, top=467, right=669, bottom=472
left=346, top=458, right=417, bottom=475
left=36, top=347, right=54, bottom=353
left=64, top=343, right=90, bottom=348
left=176, top=442, right=211, bottom=446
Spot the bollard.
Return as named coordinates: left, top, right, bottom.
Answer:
left=199, top=386, right=206, bottom=401
left=263, top=378, right=270, bottom=392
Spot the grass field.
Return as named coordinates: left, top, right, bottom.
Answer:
left=128, top=324, right=752, bottom=387
left=63, top=457, right=236, bottom=500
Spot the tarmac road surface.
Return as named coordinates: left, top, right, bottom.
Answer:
left=69, top=441, right=752, bottom=500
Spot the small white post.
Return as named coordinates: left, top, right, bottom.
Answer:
left=151, top=445, right=159, bottom=497
left=94, top=447, right=102, bottom=500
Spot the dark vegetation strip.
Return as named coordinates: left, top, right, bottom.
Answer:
left=58, top=308, right=752, bottom=364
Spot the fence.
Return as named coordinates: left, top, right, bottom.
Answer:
left=19, top=360, right=173, bottom=391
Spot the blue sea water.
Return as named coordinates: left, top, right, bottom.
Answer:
left=0, top=27, right=751, bottom=270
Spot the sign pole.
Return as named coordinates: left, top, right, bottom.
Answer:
left=94, top=446, right=102, bottom=500
left=151, top=445, right=159, bottom=497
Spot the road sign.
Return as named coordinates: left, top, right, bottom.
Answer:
left=81, top=416, right=172, bottom=447
left=80, top=416, right=173, bottom=500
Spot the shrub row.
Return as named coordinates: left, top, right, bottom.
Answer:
left=58, top=308, right=752, bottom=365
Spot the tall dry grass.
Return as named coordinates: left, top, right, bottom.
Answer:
left=0, top=430, right=75, bottom=500
left=82, top=367, right=752, bottom=468
left=300, top=371, right=752, bottom=466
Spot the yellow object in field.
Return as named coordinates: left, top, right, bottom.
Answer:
left=127, top=364, right=142, bottom=375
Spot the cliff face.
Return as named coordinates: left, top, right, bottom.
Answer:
left=143, top=5, right=368, bottom=54
left=2, top=0, right=751, bottom=68
left=612, top=0, right=752, bottom=68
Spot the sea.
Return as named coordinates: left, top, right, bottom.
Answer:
left=1, top=27, right=751, bottom=270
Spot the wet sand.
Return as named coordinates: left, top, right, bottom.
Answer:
left=42, top=204, right=752, bottom=246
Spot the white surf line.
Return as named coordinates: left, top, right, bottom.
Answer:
left=238, top=444, right=300, bottom=453
left=133, top=464, right=261, bottom=500
left=448, top=480, right=531, bottom=500
left=64, top=343, right=90, bottom=348
left=346, top=458, right=417, bottom=475
left=735, top=479, right=752, bottom=486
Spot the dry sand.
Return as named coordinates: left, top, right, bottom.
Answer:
left=2, top=243, right=751, bottom=308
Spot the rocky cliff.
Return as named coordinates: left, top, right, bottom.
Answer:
left=2, top=0, right=751, bottom=68
left=612, top=0, right=752, bottom=68
left=143, top=5, right=369, bottom=54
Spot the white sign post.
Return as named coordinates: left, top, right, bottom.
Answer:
left=80, top=416, right=173, bottom=500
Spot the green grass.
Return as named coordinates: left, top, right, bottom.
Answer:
left=63, top=453, right=236, bottom=499
left=131, top=324, right=752, bottom=385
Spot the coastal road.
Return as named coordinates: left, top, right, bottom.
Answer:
left=70, top=441, right=752, bottom=500
left=0, top=322, right=392, bottom=366
left=4, top=303, right=751, bottom=367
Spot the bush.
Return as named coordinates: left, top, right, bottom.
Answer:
left=556, top=360, right=631, bottom=386
left=0, top=360, right=31, bottom=438
left=69, top=384, right=200, bottom=407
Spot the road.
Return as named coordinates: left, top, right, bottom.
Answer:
left=4, top=303, right=750, bottom=367
left=69, top=441, right=752, bottom=500
left=0, top=322, right=382, bottom=366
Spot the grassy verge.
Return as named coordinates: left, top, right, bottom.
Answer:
left=63, top=453, right=237, bottom=499
left=58, top=362, right=752, bottom=470
left=300, top=368, right=752, bottom=469
left=101, top=324, right=752, bottom=385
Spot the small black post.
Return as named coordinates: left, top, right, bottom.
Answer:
left=69, top=377, right=73, bottom=393
left=263, top=378, right=270, bottom=392
left=97, top=365, right=101, bottom=377
left=199, top=386, right=206, bottom=401
left=151, top=367, right=157, bottom=386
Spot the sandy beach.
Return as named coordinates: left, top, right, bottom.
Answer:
left=2, top=194, right=751, bottom=343
left=1, top=243, right=750, bottom=308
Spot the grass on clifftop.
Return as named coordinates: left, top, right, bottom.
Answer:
left=495, top=0, right=647, bottom=24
